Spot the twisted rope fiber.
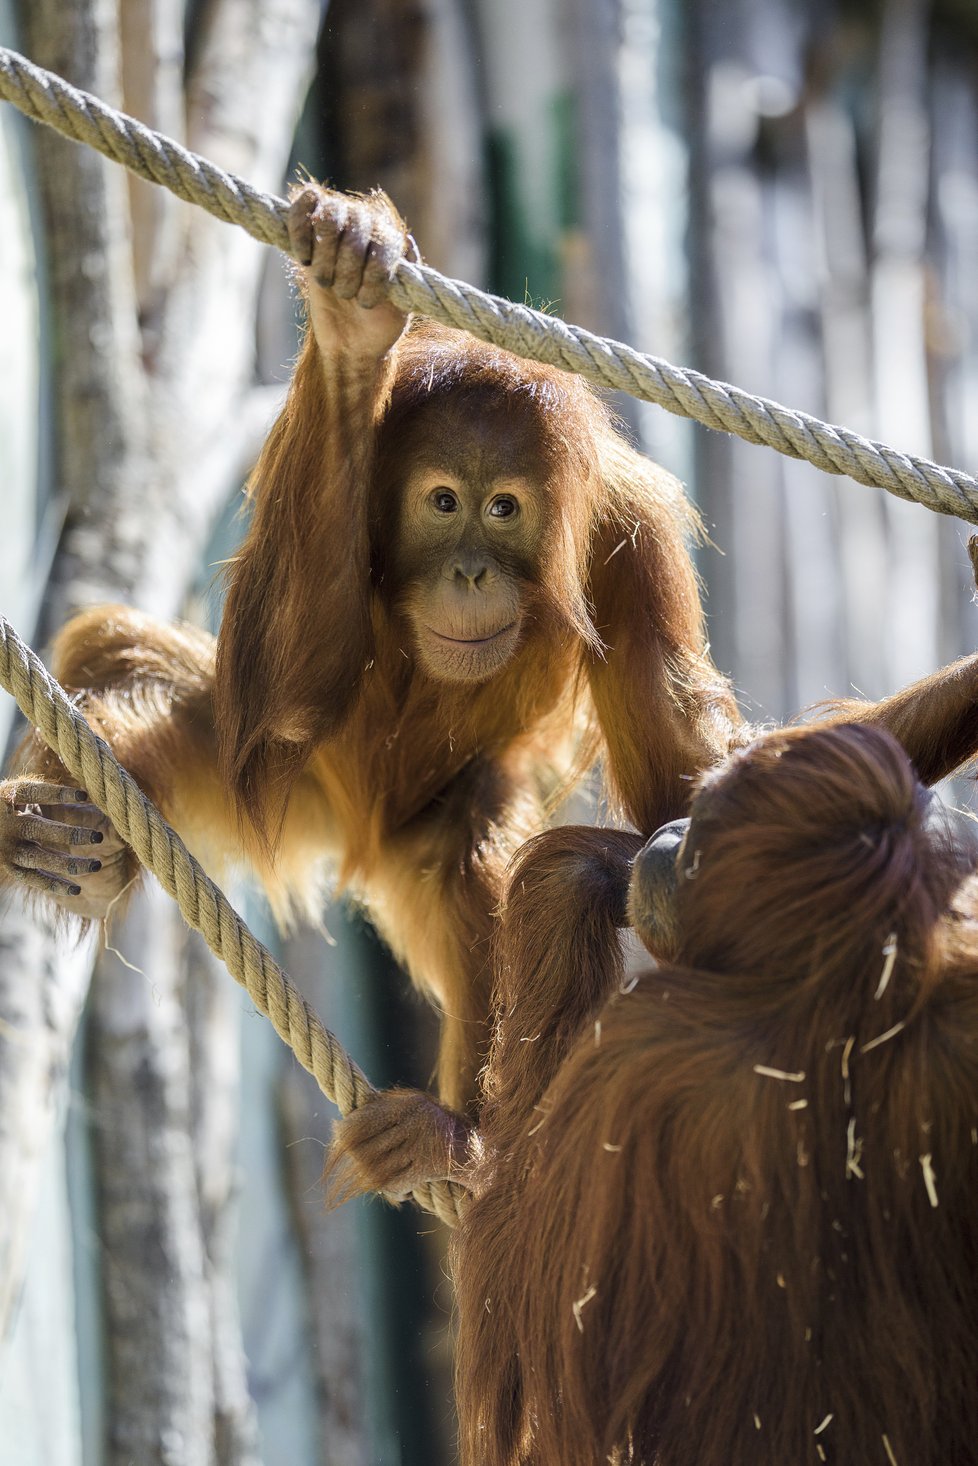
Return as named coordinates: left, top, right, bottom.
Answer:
left=2, top=45, right=977, bottom=522
left=0, top=613, right=466, bottom=1227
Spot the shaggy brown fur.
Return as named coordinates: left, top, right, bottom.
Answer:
left=0, top=187, right=739, bottom=1194
left=453, top=718, right=978, bottom=1465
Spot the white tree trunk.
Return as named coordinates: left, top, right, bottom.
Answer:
left=0, top=7, right=320, bottom=1463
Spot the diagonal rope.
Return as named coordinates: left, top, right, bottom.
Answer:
left=1, top=43, right=977, bottom=522
left=0, top=612, right=466, bottom=1228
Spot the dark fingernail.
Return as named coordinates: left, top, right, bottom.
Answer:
left=89, top=860, right=102, bottom=873
left=68, top=884, right=82, bottom=896
left=90, top=831, right=103, bottom=845
left=75, top=790, right=88, bottom=802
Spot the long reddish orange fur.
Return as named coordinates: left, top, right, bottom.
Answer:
left=4, top=317, right=741, bottom=1119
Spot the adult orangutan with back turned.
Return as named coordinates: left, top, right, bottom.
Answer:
left=0, top=184, right=741, bottom=1191
left=454, top=719, right=978, bottom=1466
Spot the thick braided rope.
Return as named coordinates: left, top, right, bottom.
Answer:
left=2, top=44, right=977, bottom=522
left=0, top=613, right=466, bottom=1227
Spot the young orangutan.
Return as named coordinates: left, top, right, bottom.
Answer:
left=0, top=185, right=741, bottom=1193
left=453, top=719, right=978, bottom=1465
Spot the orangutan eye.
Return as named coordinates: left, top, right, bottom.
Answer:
left=488, top=496, right=518, bottom=520
left=431, top=489, right=459, bottom=514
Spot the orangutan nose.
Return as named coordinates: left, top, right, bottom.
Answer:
left=452, top=555, right=489, bottom=589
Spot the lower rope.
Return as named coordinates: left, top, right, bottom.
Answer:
left=0, top=613, right=466, bottom=1227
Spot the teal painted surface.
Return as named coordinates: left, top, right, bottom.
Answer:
left=486, top=127, right=560, bottom=306
left=486, top=90, right=577, bottom=309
